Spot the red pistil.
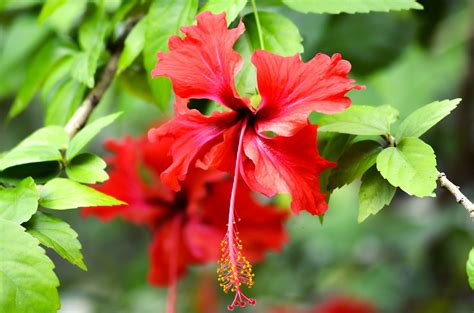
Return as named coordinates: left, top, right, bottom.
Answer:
left=217, top=117, right=256, bottom=311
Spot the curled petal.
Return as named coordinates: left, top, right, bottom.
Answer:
left=152, top=11, right=249, bottom=111
left=243, top=125, right=335, bottom=215
left=253, top=50, right=363, bottom=136
left=148, top=98, right=240, bottom=191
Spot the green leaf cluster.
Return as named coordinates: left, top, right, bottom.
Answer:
left=318, top=99, right=460, bottom=222
left=0, top=113, right=124, bottom=312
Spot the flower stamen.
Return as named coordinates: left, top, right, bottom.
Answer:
left=216, top=117, right=256, bottom=310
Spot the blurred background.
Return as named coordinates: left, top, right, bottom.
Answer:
left=0, top=0, right=473, bottom=312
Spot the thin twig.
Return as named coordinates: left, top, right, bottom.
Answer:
left=64, top=15, right=143, bottom=137
left=438, top=172, right=474, bottom=220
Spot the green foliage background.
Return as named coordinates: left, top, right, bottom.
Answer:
left=0, top=0, right=473, bottom=312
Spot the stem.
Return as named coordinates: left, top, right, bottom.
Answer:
left=250, top=0, right=265, bottom=50
left=438, top=172, right=474, bottom=220
left=165, top=217, right=181, bottom=313
left=64, top=15, right=142, bottom=137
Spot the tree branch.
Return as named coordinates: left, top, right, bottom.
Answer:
left=438, top=172, right=474, bottom=220
left=64, top=15, right=143, bottom=137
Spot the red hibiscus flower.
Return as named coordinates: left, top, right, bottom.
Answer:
left=82, top=133, right=288, bottom=313
left=149, top=11, right=361, bottom=310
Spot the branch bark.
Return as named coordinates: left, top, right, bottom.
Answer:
left=438, top=172, right=474, bottom=220
left=64, top=15, right=142, bottom=137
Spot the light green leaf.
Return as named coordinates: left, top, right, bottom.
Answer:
left=358, top=167, right=396, bottom=223
left=45, top=79, right=86, bottom=126
left=200, top=0, right=248, bottom=24
left=66, top=153, right=108, bottom=184
left=39, top=178, right=125, bottom=210
left=0, top=126, right=68, bottom=171
left=327, top=140, right=382, bottom=191
left=25, top=126, right=69, bottom=150
left=143, top=0, right=198, bottom=110
left=66, top=112, right=122, bottom=160
left=117, top=17, right=147, bottom=75
left=0, top=177, right=39, bottom=224
left=282, top=0, right=422, bottom=14
left=395, top=98, right=461, bottom=140
left=26, top=212, right=87, bottom=270
left=38, top=0, right=67, bottom=22
left=71, top=8, right=108, bottom=87
left=243, top=11, right=303, bottom=56
left=318, top=105, right=394, bottom=135
left=0, top=219, right=60, bottom=313
left=376, top=137, right=437, bottom=197
left=234, top=33, right=256, bottom=96
left=467, top=248, right=474, bottom=290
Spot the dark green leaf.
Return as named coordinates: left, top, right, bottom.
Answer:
left=117, top=18, right=147, bottom=75
left=395, top=98, right=461, bottom=140
left=376, top=137, right=437, bottom=197
left=358, top=167, right=396, bottom=222
left=327, top=140, right=383, bottom=191
left=282, top=0, right=422, bottom=14
left=318, top=105, right=397, bottom=135
left=143, top=0, right=198, bottom=110
left=66, top=112, right=122, bottom=160
left=39, top=178, right=125, bottom=210
left=0, top=177, right=39, bottom=224
left=0, top=219, right=60, bottom=313
left=66, top=153, right=108, bottom=184
left=0, top=162, right=61, bottom=185
left=26, top=212, right=87, bottom=270
left=200, top=0, right=248, bottom=24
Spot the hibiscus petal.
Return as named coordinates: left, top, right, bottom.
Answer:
left=148, top=217, right=194, bottom=286
left=82, top=138, right=169, bottom=226
left=243, top=125, right=335, bottom=215
left=252, top=50, right=363, bottom=136
left=152, top=11, right=249, bottom=111
left=148, top=98, right=240, bottom=191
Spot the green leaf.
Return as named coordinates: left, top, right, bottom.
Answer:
left=358, top=167, right=396, bottom=223
left=0, top=162, right=61, bottom=185
left=327, top=140, right=383, bottom=191
left=318, top=105, right=395, bottom=135
left=282, top=0, right=422, bottom=14
left=0, top=177, right=39, bottom=224
left=8, top=40, right=62, bottom=120
left=117, top=17, right=147, bottom=75
left=0, top=127, right=67, bottom=171
left=200, top=0, right=248, bottom=24
left=45, top=79, right=86, bottom=126
left=38, top=0, right=67, bottom=22
left=66, top=153, right=108, bottom=184
left=143, top=0, right=198, bottom=110
left=243, top=11, right=303, bottom=56
left=376, top=137, right=437, bottom=197
left=71, top=8, right=109, bottom=87
left=467, top=248, right=474, bottom=290
left=26, top=212, right=87, bottom=270
left=66, top=112, right=122, bottom=160
left=0, top=219, right=60, bottom=313
left=234, top=33, right=256, bottom=96
left=395, top=98, right=461, bottom=140
left=39, top=178, right=125, bottom=210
